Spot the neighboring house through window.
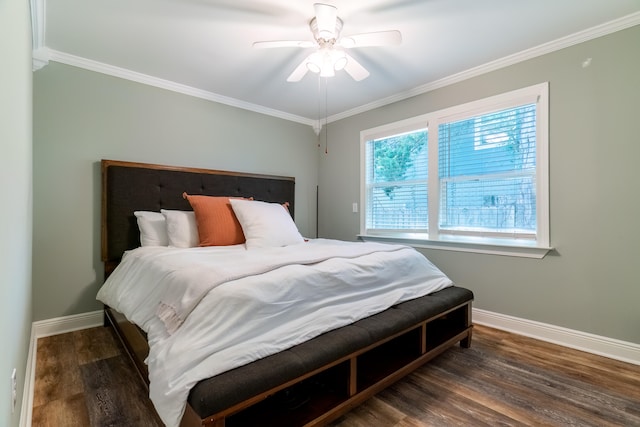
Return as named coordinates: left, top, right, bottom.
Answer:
left=360, top=83, right=550, bottom=258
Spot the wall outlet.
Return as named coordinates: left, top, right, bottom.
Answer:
left=352, top=202, right=358, bottom=213
left=10, top=368, right=17, bottom=413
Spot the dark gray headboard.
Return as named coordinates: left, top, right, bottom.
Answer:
left=101, top=159, right=295, bottom=275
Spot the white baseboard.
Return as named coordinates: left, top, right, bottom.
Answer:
left=19, top=310, right=104, bottom=427
left=19, top=326, right=36, bottom=427
left=473, top=308, right=640, bottom=366
left=33, top=310, right=104, bottom=338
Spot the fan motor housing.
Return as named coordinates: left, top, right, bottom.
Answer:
left=309, top=16, right=343, bottom=43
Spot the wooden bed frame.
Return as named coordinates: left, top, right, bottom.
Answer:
left=100, top=159, right=474, bottom=427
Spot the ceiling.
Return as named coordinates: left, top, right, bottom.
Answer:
left=33, top=0, right=640, bottom=129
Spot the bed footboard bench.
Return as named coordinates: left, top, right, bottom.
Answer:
left=180, top=285, right=473, bottom=427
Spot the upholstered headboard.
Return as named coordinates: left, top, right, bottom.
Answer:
left=101, top=159, right=295, bottom=275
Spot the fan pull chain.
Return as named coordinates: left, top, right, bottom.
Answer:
left=324, top=77, right=328, bottom=154
left=317, top=76, right=322, bottom=149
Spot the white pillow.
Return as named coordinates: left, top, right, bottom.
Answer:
left=161, top=209, right=199, bottom=248
left=229, top=199, right=304, bottom=249
left=134, top=211, right=168, bottom=246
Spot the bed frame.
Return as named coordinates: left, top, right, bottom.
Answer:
left=101, top=159, right=474, bottom=427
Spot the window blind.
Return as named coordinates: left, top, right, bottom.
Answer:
left=438, top=104, right=537, bottom=236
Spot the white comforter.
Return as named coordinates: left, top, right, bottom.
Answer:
left=96, top=238, right=452, bottom=426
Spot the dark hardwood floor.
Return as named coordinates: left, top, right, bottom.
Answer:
left=32, top=324, right=640, bottom=426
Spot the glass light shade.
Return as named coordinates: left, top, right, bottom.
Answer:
left=306, top=62, right=321, bottom=74
left=331, top=50, right=347, bottom=71
left=306, top=48, right=347, bottom=77
left=306, top=51, right=322, bottom=73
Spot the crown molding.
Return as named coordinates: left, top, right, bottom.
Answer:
left=39, top=48, right=316, bottom=129
left=30, top=4, right=639, bottom=128
left=328, top=11, right=640, bottom=123
left=35, top=43, right=321, bottom=131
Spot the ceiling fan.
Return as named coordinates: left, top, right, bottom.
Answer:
left=253, top=3, right=402, bottom=82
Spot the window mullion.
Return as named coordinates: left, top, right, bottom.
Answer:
left=428, top=121, right=439, bottom=239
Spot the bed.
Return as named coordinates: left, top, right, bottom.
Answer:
left=98, top=159, right=474, bottom=427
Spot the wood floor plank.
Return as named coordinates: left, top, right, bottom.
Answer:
left=370, top=375, right=512, bottom=426
left=32, top=324, right=640, bottom=427
left=392, top=416, right=436, bottom=427
left=31, top=393, right=91, bottom=427
left=478, top=327, right=640, bottom=399
left=33, top=333, right=85, bottom=408
left=329, top=395, right=406, bottom=426
left=418, top=350, right=606, bottom=426
left=73, top=325, right=122, bottom=365
left=80, top=355, right=163, bottom=426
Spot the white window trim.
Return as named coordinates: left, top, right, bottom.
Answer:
left=359, top=82, right=552, bottom=259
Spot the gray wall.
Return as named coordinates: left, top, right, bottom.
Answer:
left=318, top=26, right=640, bottom=344
left=0, top=0, right=33, bottom=425
left=32, top=63, right=319, bottom=321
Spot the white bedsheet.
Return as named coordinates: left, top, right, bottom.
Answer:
left=96, top=238, right=452, bottom=426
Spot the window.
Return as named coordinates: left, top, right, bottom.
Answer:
left=360, top=83, right=550, bottom=258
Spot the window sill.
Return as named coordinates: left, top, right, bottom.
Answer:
left=358, top=233, right=553, bottom=259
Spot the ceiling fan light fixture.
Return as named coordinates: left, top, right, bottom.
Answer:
left=306, top=48, right=347, bottom=77
left=306, top=61, right=321, bottom=74
left=305, top=51, right=322, bottom=73
left=256, top=3, right=401, bottom=82
left=331, top=50, right=347, bottom=71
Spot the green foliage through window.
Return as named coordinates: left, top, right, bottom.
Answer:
left=372, top=131, right=427, bottom=199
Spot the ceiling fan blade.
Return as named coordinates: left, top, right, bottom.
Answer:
left=314, top=3, right=338, bottom=38
left=339, top=30, right=402, bottom=48
left=344, top=53, right=370, bottom=81
left=286, top=56, right=311, bottom=82
left=253, top=40, right=316, bottom=49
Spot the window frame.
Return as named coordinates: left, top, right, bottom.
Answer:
left=359, top=82, right=551, bottom=258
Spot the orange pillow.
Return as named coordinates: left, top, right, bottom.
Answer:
left=183, top=193, right=246, bottom=246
